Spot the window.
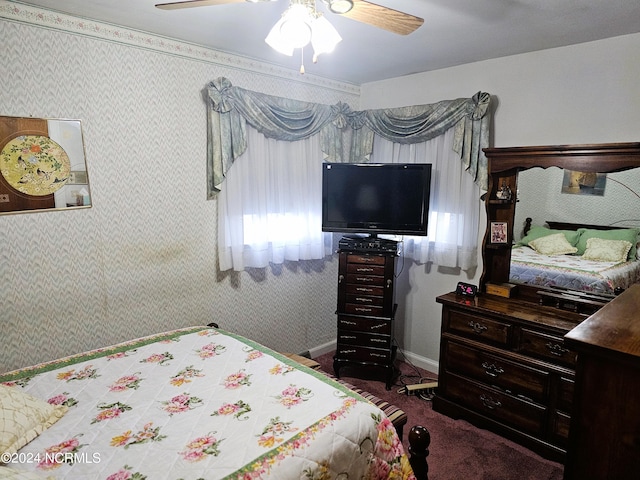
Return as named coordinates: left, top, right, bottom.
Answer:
left=218, top=126, right=479, bottom=272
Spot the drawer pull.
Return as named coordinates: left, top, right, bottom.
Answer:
left=340, top=335, right=356, bottom=340
left=355, top=307, right=373, bottom=313
left=371, top=338, right=387, bottom=343
left=370, top=353, right=387, bottom=358
left=356, top=276, right=375, bottom=282
left=356, top=267, right=374, bottom=272
left=481, top=361, right=505, bottom=378
left=355, top=287, right=373, bottom=292
left=340, top=320, right=356, bottom=326
left=340, top=349, right=356, bottom=354
left=468, top=321, right=488, bottom=334
left=545, top=342, right=569, bottom=357
left=480, top=394, right=502, bottom=410
left=370, top=323, right=386, bottom=330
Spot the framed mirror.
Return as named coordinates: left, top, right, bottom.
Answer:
left=514, top=166, right=640, bottom=239
left=0, top=116, right=91, bottom=215
left=481, top=143, right=640, bottom=307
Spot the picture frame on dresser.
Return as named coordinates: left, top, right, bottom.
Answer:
left=490, top=222, right=508, bottom=243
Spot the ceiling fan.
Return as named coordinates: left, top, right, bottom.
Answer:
left=154, top=0, right=424, bottom=36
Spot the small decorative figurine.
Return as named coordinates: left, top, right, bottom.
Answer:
left=496, top=181, right=512, bottom=200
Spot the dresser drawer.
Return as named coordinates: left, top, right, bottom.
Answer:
left=346, top=254, right=386, bottom=265
left=556, top=376, right=574, bottom=413
left=337, top=331, right=391, bottom=349
left=445, top=340, right=549, bottom=402
left=550, top=410, right=571, bottom=446
left=346, top=293, right=384, bottom=307
left=447, top=309, right=512, bottom=347
left=519, top=329, right=577, bottom=368
left=345, top=273, right=386, bottom=286
left=337, top=315, right=392, bottom=335
left=335, top=345, right=393, bottom=363
left=344, top=303, right=385, bottom=316
left=345, top=284, right=385, bottom=297
left=445, top=374, right=547, bottom=435
left=346, top=263, right=386, bottom=276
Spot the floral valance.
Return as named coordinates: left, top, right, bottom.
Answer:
left=206, top=77, right=491, bottom=198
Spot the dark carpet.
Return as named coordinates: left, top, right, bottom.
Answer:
left=314, top=351, right=564, bottom=480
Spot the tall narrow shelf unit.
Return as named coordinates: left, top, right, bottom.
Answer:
left=333, top=250, right=397, bottom=389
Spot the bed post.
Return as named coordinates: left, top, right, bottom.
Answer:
left=408, top=425, right=430, bottom=480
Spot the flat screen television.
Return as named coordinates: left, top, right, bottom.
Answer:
left=321, top=163, right=432, bottom=236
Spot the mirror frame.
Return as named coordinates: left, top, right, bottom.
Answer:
left=480, top=142, right=640, bottom=303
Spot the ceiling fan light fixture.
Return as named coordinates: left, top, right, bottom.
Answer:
left=327, top=0, right=353, bottom=14
left=265, top=0, right=342, bottom=67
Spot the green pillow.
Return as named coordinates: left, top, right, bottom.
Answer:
left=517, top=225, right=581, bottom=247
left=576, top=228, right=639, bottom=259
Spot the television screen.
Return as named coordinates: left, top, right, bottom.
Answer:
left=321, top=163, right=432, bottom=236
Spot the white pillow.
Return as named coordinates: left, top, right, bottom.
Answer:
left=0, top=385, right=67, bottom=456
left=582, top=237, right=633, bottom=263
left=528, top=233, right=578, bottom=256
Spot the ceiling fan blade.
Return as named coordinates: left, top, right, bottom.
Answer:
left=155, top=0, right=248, bottom=11
left=339, top=0, right=424, bottom=35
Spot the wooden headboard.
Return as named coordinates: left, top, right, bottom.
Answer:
left=523, top=218, right=629, bottom=235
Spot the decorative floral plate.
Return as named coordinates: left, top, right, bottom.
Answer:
left=0, top=135, right=70, bottom=196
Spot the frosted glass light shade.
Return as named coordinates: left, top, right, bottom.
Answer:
left=311, top=15, right=342, bottom=56
left=265, top=17, right=295, bottom=55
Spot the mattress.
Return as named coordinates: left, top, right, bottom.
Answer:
left=509, top=246, right=640, bottom=294
left=0, top=326, right=415, bottom=479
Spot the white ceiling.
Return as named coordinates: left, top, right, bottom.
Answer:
left=10, top=0, right=640, bottom=84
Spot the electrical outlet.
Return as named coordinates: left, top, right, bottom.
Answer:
left=0, top=194, right=9, bottom=203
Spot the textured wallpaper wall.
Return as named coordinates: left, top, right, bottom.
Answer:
left=0, top=4, right=359, bottom=373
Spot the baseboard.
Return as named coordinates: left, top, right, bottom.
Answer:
left=308, top=339, right=336, bottom=359
left=397, top=349, right=439, bottom=376
left=308, top=339, right=439, bottom=376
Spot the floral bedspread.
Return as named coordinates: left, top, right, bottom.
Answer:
left=1, top=327, right=415, bottom=480
left=510, top=246, right=640, bottom=293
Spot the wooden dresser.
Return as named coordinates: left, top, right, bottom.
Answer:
left=563, top=284, right=640, bottom=480
left=333, top=251, right=397, bottom=389
left=431, top=142, right=640, bottom=465
left=433, top=292, right=583, bottom=461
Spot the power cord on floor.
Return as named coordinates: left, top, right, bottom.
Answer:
left=394, top=343, right=438, bottom=401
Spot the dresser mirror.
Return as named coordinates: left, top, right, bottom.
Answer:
left=514, top=166, right=640, bottom=241
left=481, top=143, right=640, bottom=304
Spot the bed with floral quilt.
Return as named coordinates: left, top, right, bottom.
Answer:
left=0, top=326, right=417, bottom=480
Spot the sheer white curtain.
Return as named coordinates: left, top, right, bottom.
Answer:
left=218, top=127, right=332, bottom=271
left=370, top=128, right=481, bottom=271
left=218, top=126, right=480, bottom=272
